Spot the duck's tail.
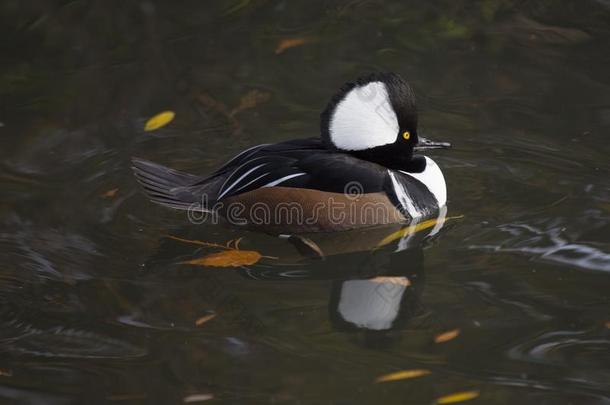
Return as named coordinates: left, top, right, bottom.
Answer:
left=131, top=158, right=212, bottom=211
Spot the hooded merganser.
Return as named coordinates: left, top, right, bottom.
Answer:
left=133, top=73, right=450, bottom=232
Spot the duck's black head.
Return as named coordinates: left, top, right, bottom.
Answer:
left=321, top=73, right=448, bottom=172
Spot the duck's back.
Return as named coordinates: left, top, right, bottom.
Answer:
left=132, top=137, right=440, bottom=231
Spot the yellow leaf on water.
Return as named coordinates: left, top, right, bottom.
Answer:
left=144, top=111, right=175, bottom=131
left=195, top=313, right=217, bottom=326
left=434, top=329, right=461, bottom=343
left=275, top=37, right=311, bottom=54
left=184, top=249, right=263, bottom=267
left=375, top=369, right=431, bottom=383
left=435, top=390, right=480, bottom=404
left=376, top=215, right=464, bottom=248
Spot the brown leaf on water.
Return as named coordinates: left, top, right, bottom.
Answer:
left=195, top=313, right=217, bottom=326
left=144, top=111, right=175, bottom=131
left=605, top=321, right=610, bottom=329
left=434, top=329, right=461, bottom=343
left=183, top=393, right=214, bottom=403
left=434, top=390, right=480, bottom=404
left=169, top=235, right=276, bottom=267
left=184, top=249, right=263, bottom=267
left=370, top=277, right=411, bottom=287
left=230, top=90, right=271, bottom=117
left=101, top=188, right=119, bottom=198
left=0, top=368, right=13, bottom=377
left=375, top=369, right=431, bottom=383
left=275, top=37, right=312, bottom=54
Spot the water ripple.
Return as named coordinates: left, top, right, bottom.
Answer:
left=467, top=223, right=610, bottom=272
left=2, top=326, right=146, bottom=359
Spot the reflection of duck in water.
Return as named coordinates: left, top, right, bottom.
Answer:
left=237, top=207, right=448, bottom=341
left=133, top=73, right=449, bottom=233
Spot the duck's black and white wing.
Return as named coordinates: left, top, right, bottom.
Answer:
left=215, top=146, right=390, bottom=200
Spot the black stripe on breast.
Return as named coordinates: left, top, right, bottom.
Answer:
left=383, top=170, right=438, bottom=219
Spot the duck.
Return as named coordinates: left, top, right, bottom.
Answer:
left=132, top=72, right=450, bottom=233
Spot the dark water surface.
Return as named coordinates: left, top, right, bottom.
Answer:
left=1, top=1, right=610, bottom=404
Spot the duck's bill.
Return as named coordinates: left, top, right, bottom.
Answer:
left=414, top=136, right=451, bottom=151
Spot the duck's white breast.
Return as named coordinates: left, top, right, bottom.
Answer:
left=399, top=156, right=447, bottom=208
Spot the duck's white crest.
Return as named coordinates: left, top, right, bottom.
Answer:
left=329, top=81, right=399, bottom=151
left=400, top=156, right=447, bottom=207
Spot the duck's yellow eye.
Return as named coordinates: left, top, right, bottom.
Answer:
left=402, top=131, right=411, bottom=140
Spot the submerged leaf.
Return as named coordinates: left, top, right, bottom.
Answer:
left=184, top=250, right=263, bottom=267
left=183, top=393, right=214, bottom=402
left=230, top=90, right=271, bottom=116
left=144, top=111, right=175, bottom=131
left=101, top=188, right=119, bottom=198
left=435, top=390, right=480, bottom=404
left=196, top=93, right=241, bottom=132
left=275, top=37, right=312, bottom=54
left=375, top=369, right=431, bottom=383
left=434, top=329, right=461, bottom=343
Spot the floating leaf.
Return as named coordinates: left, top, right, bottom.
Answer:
left=195, top=313, right=217, bottom=326
left=435, top=390, right=480, bottom=404
left=375, top=369, right=431, bottom=383
left=183, top=393, right=214, bottom=403
left=169, top=235, right=276, bottom=267
left=370, top=277, right=411, bottom=287
left=184, top=250, right=263, bottom=267
left=605, top=321, right=610, bottom=329
left=434, top=329, right=461, bottom=343
left=376, top=215, right=464, bottom=248
left=275, top=37, right=312, bottom=54
left=144, top=111, right=175, bottom=131
left=0, top=368, right=12, bottom=377
left=230, top=90, right=271, bottom=116
left=101, top=188, right=119, bottom=198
